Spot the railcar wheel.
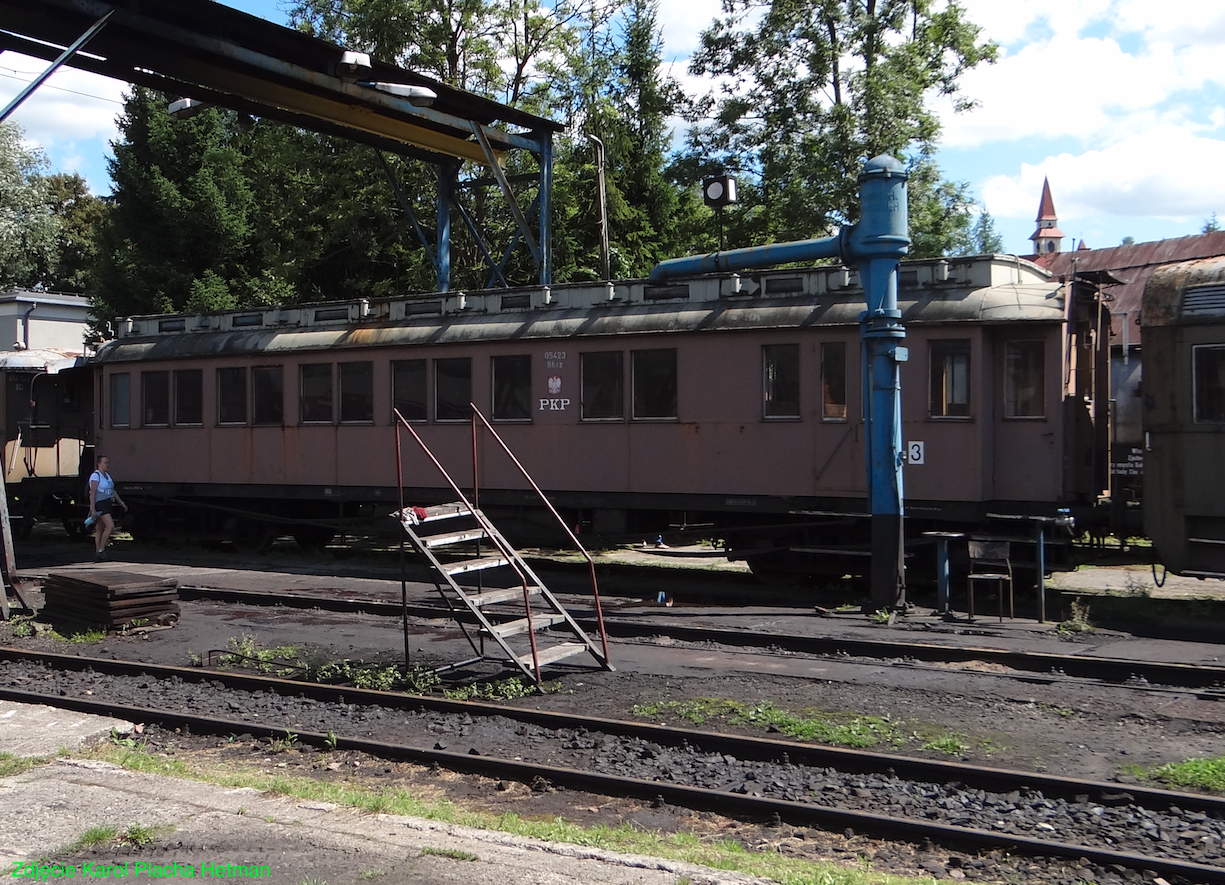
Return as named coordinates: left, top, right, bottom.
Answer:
left=292, top=527, right=335, bottom=554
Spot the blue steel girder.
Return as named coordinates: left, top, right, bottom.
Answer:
left=3, top=0, right=559, bottom=292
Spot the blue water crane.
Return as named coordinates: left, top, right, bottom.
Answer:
left=650, top=155, right=910, bottom=608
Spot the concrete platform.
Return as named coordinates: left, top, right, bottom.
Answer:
left=0, top=756, right=763, bottom=884
left=0, top=700, right=133, bottom=758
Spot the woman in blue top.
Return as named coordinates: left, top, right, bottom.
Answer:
left=89, top=455, right=127, bottom=561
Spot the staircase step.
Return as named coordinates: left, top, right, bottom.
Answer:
left=444, top=555, right=508, bottom=576
left=423, top=529, right=488, bottom=548
left=466, top=586, right=542, bottom=606
left=420, top=502, right=474, bottom=523
left=485, top=614, right=569, bottom=638
left=516, top=642, right=589, bottom=671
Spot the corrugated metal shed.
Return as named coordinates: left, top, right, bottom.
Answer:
left=1034, top=231, right=1225, bottom=346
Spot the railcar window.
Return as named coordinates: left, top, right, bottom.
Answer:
left=1194, top=345, right=1225, bottom=423
left=822, top=342, right=848, bottom=420
left=632, top=349, right=678, bottom=420
left=930, top=340, right=971, bottom=418
left=339, top=361, right=374, bottom=423
left=1005, top=341, right=1045, bottom=418
left=110, top=373, right=130, bottom=428
left=252, top=367, right=283, bottom=425
left=217, top=368, right=247, bottom=425
left=581, top=352, right=623, bottom=420
left=763, top=344, right=800, bottom=418
left=142, top=371, right=170, bottom=426
left=435, top=358, right=472, bottom=421
left=301, top=364, right=333, bottom=423
left=493, top=355, right=532, bottom=420
left=391, top=360, right=426, bottom=421
left=174, top=370, right=203, bottom=425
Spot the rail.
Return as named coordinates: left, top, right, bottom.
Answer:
left=467, top=405, right=609, bottom=663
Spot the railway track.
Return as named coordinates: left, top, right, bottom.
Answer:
left=177, top=583, right=1225, bottom=694
left=1, top=646, right=1222, bottom=884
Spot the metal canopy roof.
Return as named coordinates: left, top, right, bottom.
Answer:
left=0, top=0, right=561, bottom=290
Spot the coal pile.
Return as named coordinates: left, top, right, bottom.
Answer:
left=41, top=570, right=180, bottom=630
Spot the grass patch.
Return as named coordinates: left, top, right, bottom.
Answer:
left=70, top=825, right=118, bottom=850
left=632, top=699, right=907, bottom=749
left=217, top=635, right=308, bottom=677
left=1150, top=756, right=1225, bottom=794
left=119, top=823, right=166, bottom=847
left=88, top=743, right=943, bottom=885
left=0, top=752, right=51, bottom=777
left=443, top=677, right=538, bottom=702
left=419, top=846, right=478, bottom=862
left=1056, top=599, right=1094, bottom=635
left=919, top=734, right=968, bottom=756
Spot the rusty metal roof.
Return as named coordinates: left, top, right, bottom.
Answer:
left=94, top=276, right=1070, bottom=364
left=1033, top=231, right=1225, bottom=346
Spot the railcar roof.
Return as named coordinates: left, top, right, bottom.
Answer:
left=1143, top=256, right=1225, bottom=327
left=95, top=255, right=1069, bottom=364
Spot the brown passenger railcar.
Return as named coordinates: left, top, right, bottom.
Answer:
left=90, top=254, right=1109, bottom=579
left=1143, top=257, right=1225, bottom=578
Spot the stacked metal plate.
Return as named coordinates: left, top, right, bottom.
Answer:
left=41, top=570, right=180, bottom=630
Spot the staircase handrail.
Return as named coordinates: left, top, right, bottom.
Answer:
left=467, top=404, right=610, bottom=663
left=393, top=410, right=545, bottom=673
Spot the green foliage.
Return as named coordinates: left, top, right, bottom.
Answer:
left=71, top=825, right=118, bottom=850
left=870, top=609, right=892, bottom=624
left=9, top=615, right=35, bottom=638
left=920, top=734, right=968, bottom=756
left=119, top=823, right=164, bottom=847
left=0, top=121, right=61, bottom=289
left=443, top=677, right=537, bottom=701
left=682, top=0, right=997, bottom=252
left=311, top=659, right=441, bottom=694
left=266, top=730, right=299, bottom=754
left=419, top=846, right=478, bottom=862
left=1056, top=599, right=1094, bottom=635
left=1204, top=213, right=1221, bottom=234
left=41, top=171, right=107, bottom=292
left=633, top=698, right=905, bottom=748
left=217, top=634, right=306, bottom=676
left=1151, top=756, right=1225, bottom=794
left=0, top=751, right=49, bottom=777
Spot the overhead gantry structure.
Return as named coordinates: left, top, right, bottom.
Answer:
left=0, top=0, right=563, bottom=292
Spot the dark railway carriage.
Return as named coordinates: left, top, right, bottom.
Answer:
left=91, top=254, right=1109, bottom=579
left=1143, top=258, right=1225, bottom=577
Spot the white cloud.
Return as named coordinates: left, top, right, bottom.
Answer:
left=982, top=126, right=1225, bottom=223
left=0, top=58, right=125, bottom=145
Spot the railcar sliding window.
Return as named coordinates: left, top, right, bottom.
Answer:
left=493, top=355, right=532, bottom=420
left=217, top=368, right=247, bottom=425
left=930, top=340, right=971, bottom=418
left=763, top=344, right=800, bottom=418
left=632, top=349, right=677, bottom=420
left=581, top=352, right=623, bottom=420
left=174, top=370, right=203, bottom=425
left=142, top=371, right=170, bottom=426
left=822, top=342, right=848, bottom=420
left=110, top=373, right=130, bottom=428
left=391, top=360, right=426, bottom=421
left=1194, top=344, right=1225, bottom=422
left=252, top=367, right=283, bottom=425
left=1005, top=341, right=1045, bottom=418
left=435, top=358, right=472, bottom=421
left=300, top=364, right=333, bottom=423
left=339, top=361, right=374, bottom=423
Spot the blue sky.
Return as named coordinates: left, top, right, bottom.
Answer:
left=4, top=0, right=1225, bottom=257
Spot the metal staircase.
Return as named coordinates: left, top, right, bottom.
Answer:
left=393, top=408, right=613, bottom=683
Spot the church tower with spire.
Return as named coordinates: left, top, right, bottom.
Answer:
left=1030, top=177, right=1065, bottom=256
